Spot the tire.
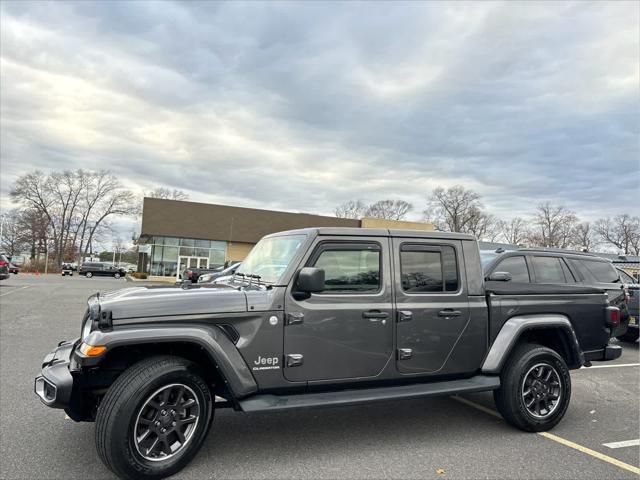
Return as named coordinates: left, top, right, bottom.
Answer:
left=86, top=272, right=93, bottom=278
left=493, top=343, right=571, bottom=432
left=617, top=328, right=639, bottom=343
left=95, top=356, right=214, bottom=480
left=114, top=272, right=121, bottom=279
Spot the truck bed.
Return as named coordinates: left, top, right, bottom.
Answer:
left=485, top=282, right=611, bottom=358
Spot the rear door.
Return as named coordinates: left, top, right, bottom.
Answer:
left=392, top=238, right=470, bottom=374
left=283, top=237, right=394, bottom=382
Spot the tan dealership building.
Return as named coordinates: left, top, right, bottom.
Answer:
left=138, top=198, right=435, bottom=279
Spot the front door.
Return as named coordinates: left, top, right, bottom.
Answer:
left=392, top=238, right=470, bottom=374
left=283, top=238, right=394, bottom=382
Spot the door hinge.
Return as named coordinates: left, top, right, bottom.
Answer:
left=285, top=354, right=304, bottom=367
left=286, top=312, right=304, bottom=325
left=397, top=310, right=412, bottom=322
left=398, top=348, right=413, bottom=360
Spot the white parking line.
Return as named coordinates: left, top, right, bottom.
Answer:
left=453, top=396, right=640, bottom=475
left=603, top=439, right=640, bottom=449
left=580, top=363, right=639, bottom=369
left=0, top=285, right=32, bottom=297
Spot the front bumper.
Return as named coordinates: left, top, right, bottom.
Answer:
left=34, top=340, right=78, bottom=409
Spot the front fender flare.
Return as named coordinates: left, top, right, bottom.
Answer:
left=83, top=325, right=258, bottom=398
left=482, top=314, right=583, bottom=374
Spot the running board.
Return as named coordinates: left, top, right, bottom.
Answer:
left=238, top=375, right=500, bottom=412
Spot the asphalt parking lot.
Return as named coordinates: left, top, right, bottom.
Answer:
left=1, top=274, right=638, bottom=479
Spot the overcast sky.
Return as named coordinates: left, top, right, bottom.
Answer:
left=1, top=1, right=639, bottom=236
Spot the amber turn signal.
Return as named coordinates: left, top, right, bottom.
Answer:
left=79, top=343, right=107, bottom=357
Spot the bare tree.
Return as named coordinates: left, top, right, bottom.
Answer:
left=497, top=217, right=529, bottom=245
left=147, top=188, right=189, bottom=201
left=74, top=171, right=128, bottom=264
left=10, top=169, right=137, bottom=265
left=10, top=171, right=57, bottom=259
left=81, top=189, right=137, bottom=261
left=595, top=215, right=640, bottom=255
left=0, top=210, right=26, bottom=255
left=365, top=200, right=413, bottom=220
left=573, top=222, right=598, bottom=252
left=425, top=185, right=486, bottom=233
left=334, top=200, right=368, bottom=219
left=17, top=208, right=49, bottom=261
left=530, top=203, right=578, bottom=248
left=466, top=210, right=500, bottom=241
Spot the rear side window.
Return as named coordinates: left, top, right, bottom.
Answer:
left=313, top=245, right=381, bottom=293
left=400, top=245, right=459, bottom=293
left=532, top=256, right=570, bottom=283
left=494, top=256, right=530, bottom=283
left=579, top=259, right=619, bottom=283
left=618, top=269, right=636, bottom=284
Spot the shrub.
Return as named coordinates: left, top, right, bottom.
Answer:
left=131, top=272, right=148, bottom=279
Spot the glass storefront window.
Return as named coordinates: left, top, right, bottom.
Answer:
left=162, top=246, right=179, bottom=277
left=145, top=238, right=228, bottom=276
left=211, top=240, right=226, bottom=251
left=150, top=245, right=163, bottom=276
left=209, top=249, right=225, bottom=266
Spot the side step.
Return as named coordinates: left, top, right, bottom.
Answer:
left=238, top=375, right=500, bottom=412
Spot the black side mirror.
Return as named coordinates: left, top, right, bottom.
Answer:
left=488, top=271, right=512, bottom=282
left=297, top=267, right=325, bottom=293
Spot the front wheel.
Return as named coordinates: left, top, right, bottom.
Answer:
left=494, top=343, right=571, bottom=432
left=114, top=272, right=121, bottom=279
left=95, top=356, right=214, bottom=480
left=86, top=272, right=93, bottom=278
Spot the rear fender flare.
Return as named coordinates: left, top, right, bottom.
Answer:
left=83, top=325, right=258, bottom=399
left=482, top=315, right=583, bottom=373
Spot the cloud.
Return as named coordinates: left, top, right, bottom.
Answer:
left=1, top=0, right=638, bottom=236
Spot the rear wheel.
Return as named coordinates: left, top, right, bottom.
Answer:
left=617, top=328, right=639, bottom=343
left=96, top=356, right=214, bottom=480
left=494, top=343, right=571, bottom=432
left=86, top=272, right=93, bottom=278
left=114, top=272, right=121, bottom=279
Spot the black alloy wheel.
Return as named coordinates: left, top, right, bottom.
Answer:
left=134, top=383, right=200, bottom=461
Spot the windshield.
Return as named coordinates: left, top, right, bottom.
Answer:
left=236, top=235, right=306, bottom=284
left=480, top=251, right=500, bottom=268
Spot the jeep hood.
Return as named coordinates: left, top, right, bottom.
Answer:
left=97, top=285, right=248, bottom=320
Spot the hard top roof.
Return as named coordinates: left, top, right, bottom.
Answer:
left=267, top=227, right=476, bottom=241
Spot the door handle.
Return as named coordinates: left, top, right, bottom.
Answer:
left=438, top=309, right=462, bottom=317
left=363, top=311, right=388, bottom=325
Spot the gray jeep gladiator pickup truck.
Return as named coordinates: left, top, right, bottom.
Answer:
left=35, top=228, right=622, bottom=479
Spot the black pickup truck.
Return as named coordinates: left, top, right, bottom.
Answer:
left=35, top=228, right=622, bottom=479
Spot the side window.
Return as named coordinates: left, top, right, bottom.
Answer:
left=400, top=245, right=459, bottom=293
left=494, top=256, right=530, bottom=283
left=567, top=258, right=593, bottom=282
left=580, top=260, right=619, bottom=283
left=313, top=245, right=381, bottom=293
left=618, top=269, right=636, bottom=284
left=560, top=259, right=576, bottom=283
left=532, top=256, right=567, bottom=283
